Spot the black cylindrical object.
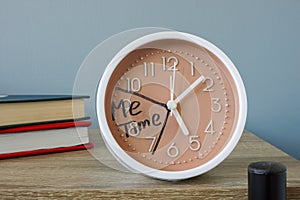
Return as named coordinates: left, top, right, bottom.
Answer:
left=248, top=161, right=286, bottom=200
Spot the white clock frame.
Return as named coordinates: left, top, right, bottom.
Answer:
left=96, top=31, right=247, bottom=181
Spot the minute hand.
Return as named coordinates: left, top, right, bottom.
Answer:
left=175, top=75, right=205, bottom=104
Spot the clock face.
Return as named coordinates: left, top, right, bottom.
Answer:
left=97, top=32, right=246, bottom=180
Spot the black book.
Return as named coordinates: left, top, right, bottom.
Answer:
left=0, top=95, right=89, bottom=128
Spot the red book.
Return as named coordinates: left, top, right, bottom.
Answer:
left=0, top=143, right=94, bottom=159
left=0, top=121, right=93, bottom=159
left=0, top=121, right=92, bottom=134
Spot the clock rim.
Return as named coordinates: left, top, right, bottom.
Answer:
left=96, top=31, right=247, bottom=181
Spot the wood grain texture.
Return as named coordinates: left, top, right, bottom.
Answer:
left=0, top=130, right=299, bottom=199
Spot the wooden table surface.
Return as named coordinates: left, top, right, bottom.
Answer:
left=0, top=130, right=299, bottom=199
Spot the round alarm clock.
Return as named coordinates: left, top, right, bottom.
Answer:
left=96, top=31, right=247, bottom=180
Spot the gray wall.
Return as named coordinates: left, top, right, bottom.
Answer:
left=1, top=0, right=299, bottom=160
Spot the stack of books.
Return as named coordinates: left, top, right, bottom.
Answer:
left=0, top=95, right=93, bottom=159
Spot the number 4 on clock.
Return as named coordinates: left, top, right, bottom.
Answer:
left=205, top=120, right=215, bottom=134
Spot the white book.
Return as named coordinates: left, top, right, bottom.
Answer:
left=0, top=127, right=89, bottom=154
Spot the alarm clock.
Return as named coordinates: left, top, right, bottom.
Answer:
left=96, top=31, right=247, bottom=180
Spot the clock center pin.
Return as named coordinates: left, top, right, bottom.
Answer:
left=167, top=100, right=177, bottom=110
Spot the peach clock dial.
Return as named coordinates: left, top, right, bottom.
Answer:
left=97, top=31, right=247, bottom=180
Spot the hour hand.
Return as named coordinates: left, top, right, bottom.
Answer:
left=172, top=108, right=189, bottom=136
left=167, top=100, right=189, bottom=136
